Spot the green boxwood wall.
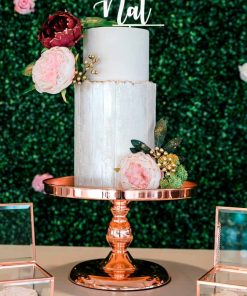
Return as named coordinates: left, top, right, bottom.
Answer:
left=0, top=0, right=246, bottom=248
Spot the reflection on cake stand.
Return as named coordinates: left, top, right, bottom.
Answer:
left=44, top=176, right=196, bottom=291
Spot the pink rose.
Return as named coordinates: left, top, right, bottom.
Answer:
left=14, top=0, right=35, bottom=15
left=120, top=152, right=161, bottom=190
left=32, top=173, right=53, bottom=192
left=239, top=63, right=247, bottom=82
left=32, top=47, right=75, bottom=94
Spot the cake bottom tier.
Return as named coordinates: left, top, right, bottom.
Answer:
left=74, top=81, right=156, bottom=187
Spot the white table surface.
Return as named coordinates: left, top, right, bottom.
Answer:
left=36, top=246, right=214, bottom=296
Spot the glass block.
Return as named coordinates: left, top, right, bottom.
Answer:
left=215, top=208, right=247, bottom=268
left=198, top=279, right=247, bottom=296
left=197, top=207, right=247, bottom=296
left=0, top=203, right=54, bottom=296
left=0, top=281, right=52, bottom=296
left=0, top=204, right=34, bottom=263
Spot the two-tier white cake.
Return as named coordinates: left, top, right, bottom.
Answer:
left=74, top=27, right=156, bottom=187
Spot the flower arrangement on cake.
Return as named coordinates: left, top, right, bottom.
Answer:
left=23, top=10, right=189, bottom=191
left=119, top=118, right=188, bottom=190
left=23, top=11, right=114, bottom=101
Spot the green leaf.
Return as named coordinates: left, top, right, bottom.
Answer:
left=41, top=48, right=48, bottom=54
left=22, top=62, right=35, bottom=77
left=163, top=137, right=182, bottom=153
left=160, top=175, right=183, bottom=189
left=130, top=147, right=140, bottom=153
left=82, top=17, right=117, bottom=29
left=23, top=84, right=35, bottom=94
left=131, top=140, right=151, bottom=153
left=155, top=118, right=167, bottom=147
left=61, top=89, right=68, bottom=103
left=75, top=53, right=79, bottom=63
left=176, top=164, right=188, bottom=182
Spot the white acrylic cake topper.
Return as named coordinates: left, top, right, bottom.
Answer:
left=93, top=0, right=164, bottom=27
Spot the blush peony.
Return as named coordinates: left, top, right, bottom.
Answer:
left=32, top=47, right=75, bottom=94
left=14, top=0, right=35, bottom=15
left=120, top=152, right=161, bottom=190
left=32, top=173, right=53, bottom=192
left=38, top=11, right=82, bottom=49
left=239, top=63, right=247, bottom=82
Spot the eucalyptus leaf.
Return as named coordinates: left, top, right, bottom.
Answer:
left=163, top=137, right=182, bottom=153
left=130, top=147, right=140, bottom=153
left=131, top=140, right=151, bottom=153
left=131, top=139, right=142, bottom=148
left=155, top=118, right=167, bottom=147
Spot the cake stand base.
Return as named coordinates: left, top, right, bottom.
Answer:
left=70, top=258, right=170, bottom=291
left=44, top=177, right=196, bottom=291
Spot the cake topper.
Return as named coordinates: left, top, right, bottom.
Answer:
left=93, top=0, right=164, bottom=27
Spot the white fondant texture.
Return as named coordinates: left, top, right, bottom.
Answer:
left=74, top=81, right=156, bottom=187
left=83, top=27, right=149, bottom=81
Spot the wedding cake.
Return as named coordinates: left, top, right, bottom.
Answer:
left=74, top=27, right=156, bottom=187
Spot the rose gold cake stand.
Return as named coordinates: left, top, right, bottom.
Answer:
left=44, top=176, right=196, bottom=291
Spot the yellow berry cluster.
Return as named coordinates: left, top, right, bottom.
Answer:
left=84, top=54, right=99, bottom=74
left=150, top=147, right=178, bottom=176
left=72, top=70, right=87, bottom=84
left=73, top=54, right=99, bottom=85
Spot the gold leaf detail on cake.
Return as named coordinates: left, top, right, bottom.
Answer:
left=73, top=54, right=99, bottom=85
left=164, top=137, right=182, bottom=152
left=154, top=118, right=167, bottom=147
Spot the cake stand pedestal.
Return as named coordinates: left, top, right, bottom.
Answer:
left=44, top=177, right=196, bottom=291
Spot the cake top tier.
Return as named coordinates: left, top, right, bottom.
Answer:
left=83, top=27, right=149, bottom=82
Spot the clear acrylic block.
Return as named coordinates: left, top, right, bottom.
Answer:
left=197, top=207, right=247, bottom=296
left=0, top=203, right=54, bottom=296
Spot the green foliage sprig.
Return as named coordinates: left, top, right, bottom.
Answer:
left=130, top=118, right=182, bottom=153
left=130, top=118, right=187, bottom=188
left=82, top=17, right=117, bottom=29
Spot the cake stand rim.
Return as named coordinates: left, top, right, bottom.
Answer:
left=43, top=176, right=197, bottom=201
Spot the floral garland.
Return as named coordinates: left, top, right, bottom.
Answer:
left=23, top=11, right=115, bottom=101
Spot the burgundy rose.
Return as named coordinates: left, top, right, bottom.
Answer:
left=38, top=11, right=82, bottom=49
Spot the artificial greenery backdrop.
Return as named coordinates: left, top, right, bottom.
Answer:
left=0, top=0, right=246, bottom=248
